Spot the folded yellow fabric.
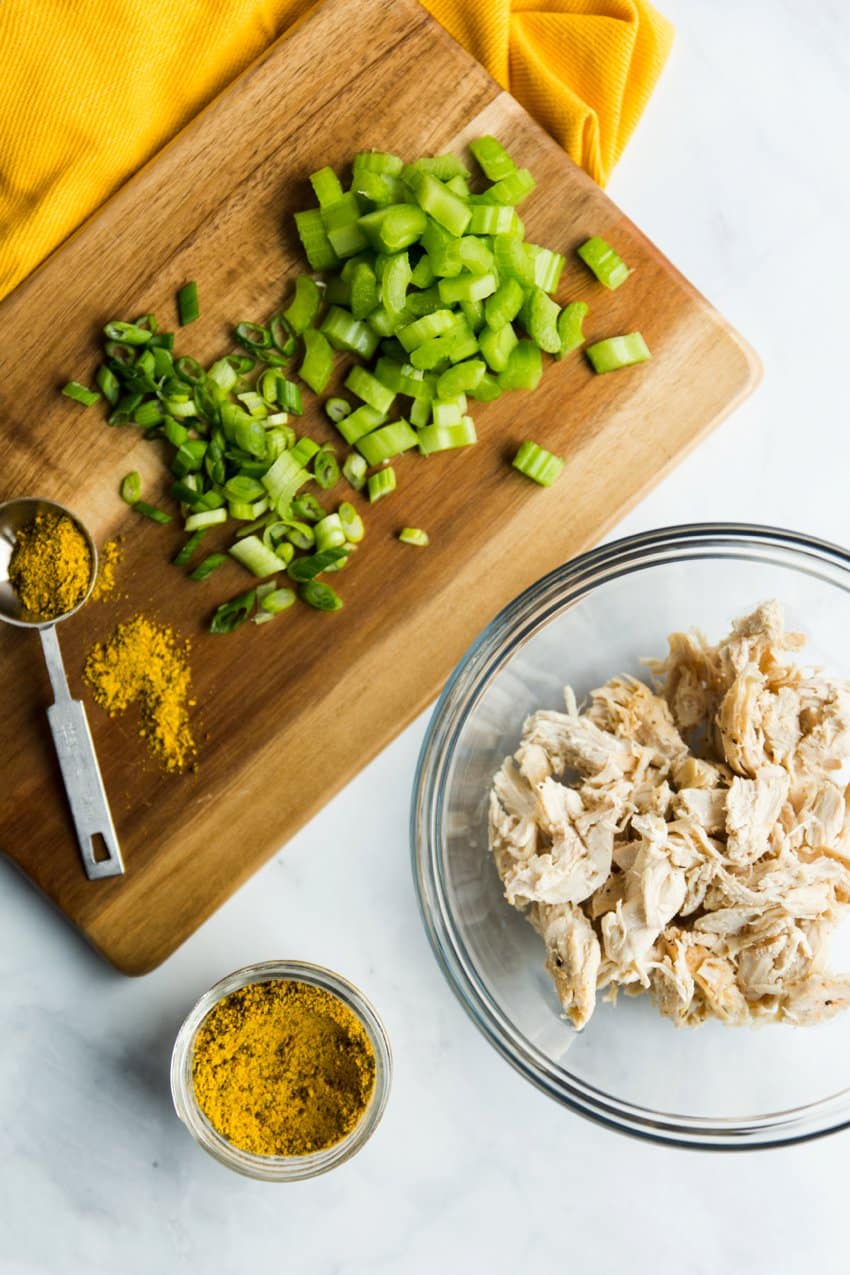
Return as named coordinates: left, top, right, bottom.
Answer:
left=0, top=0, right=672, bottom=302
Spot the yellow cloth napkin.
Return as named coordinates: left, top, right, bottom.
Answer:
left=0, top=0, right=672, bottom=302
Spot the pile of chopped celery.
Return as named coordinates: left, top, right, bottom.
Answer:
left=62, top=137, right=650, bottom=633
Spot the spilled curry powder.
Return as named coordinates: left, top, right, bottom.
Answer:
left=90, top=538, right=122, bottom=602
left=192, top=980, right=376, bottom=1157
left=82, top=615, right=196, bottom=773
left=8, top=512, right=92, bottom=620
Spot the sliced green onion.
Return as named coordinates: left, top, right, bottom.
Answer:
left=228, top=535, right=285, bottom=578
left=417, top=416, right=477, bottom=454
left=224, top=475, right=265, bottom=504
left=356, top=420, right=417, bottom=465
left=585, top=332, right=651, bottom=373
left=61, top=380, right=101, bottom=406
left=367, top=467, right=396, bottom=502
left=184, top=508, right=228, bottom=532
left=235, top=322, right=272, bottom=352
left=326, top=396, right=352, bottom=423
left=577, top=236, right=630, bottom=289
left=289, top=437, right=320, bottom=467
left=291, top=493, right=326, bottom=522
left=338, top=501, right=365, bottom=543
left=95, top=365, right=120, bottom=405
left=177, top=281, right=199, bottom=325
left=261, top=587, right=296, bottom=614
left=103, top=320, right=152, bottom=346
left=470, top=136, right=516, bottom=181
left=173, top=529, right=207, bottom=566
left=313, top=445, right=340, bottom=490
left=189, top=552, right=228, bottom=581
left=283, top=276, right=322, bottom=336
left=345, top=365, right=396, bottom=415
left=512, top=439, right=564, bottom=486
left=133, top=501, right=172, bottom=524
left=556, top=301, right=589, bottom=357
left=237, top=391, right=268, bottom=418
left=299, top=329, right=334, bottom=393
left=229, top=497, right=269, bottom=521
left=314, top=513, right=346, bottom=552
left=285, top=521, right=316, bottom=551
left=120, top=471, right=141, bottom=504
left=299, top=581, right=343, bottom=612
left=287, top=548, right=349, bottom=582
left=398, top=527, right=429, bottom=546
left=210, top=588, right=256, bottom=634
left=262, top=450, right=310, bottom=506
left=343, top=453, right=368, bottom=491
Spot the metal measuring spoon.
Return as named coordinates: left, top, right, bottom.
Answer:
left=0, top=497, right=124, bottom=880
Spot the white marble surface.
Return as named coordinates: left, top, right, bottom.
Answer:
left=3, top=3, right=850, bottom=1271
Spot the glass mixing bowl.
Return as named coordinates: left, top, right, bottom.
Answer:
left=413, top=524, right=850, bottom=1149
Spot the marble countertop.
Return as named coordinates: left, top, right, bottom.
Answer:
left=3, top=2, right=850, bottom=1271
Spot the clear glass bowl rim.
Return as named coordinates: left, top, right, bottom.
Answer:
left=170, top=959, right=392, bottom=1180
left=412, top=522, right=850, bottom=1151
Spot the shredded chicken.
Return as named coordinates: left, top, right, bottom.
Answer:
left=488, top=602, right=850, bottom=1029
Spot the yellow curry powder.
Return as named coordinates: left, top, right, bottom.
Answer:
left=90, top=538, right=122, bottom=602
left=82, top=615, right=196, bottom=773
left=192, top=980, right=377, bottom=1157
left=8, top=512, right=92, bottom=620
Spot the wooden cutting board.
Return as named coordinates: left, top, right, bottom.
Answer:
left=0, top=0, right=759, bottom=974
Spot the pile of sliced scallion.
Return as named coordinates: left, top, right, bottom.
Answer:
left=62, top=137, right=649, bottom=633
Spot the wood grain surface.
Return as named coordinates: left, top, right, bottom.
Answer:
left=0, top=0, right=760, bottom=974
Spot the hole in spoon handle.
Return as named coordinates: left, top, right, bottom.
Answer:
left=46, top=698, right=125, bottom=880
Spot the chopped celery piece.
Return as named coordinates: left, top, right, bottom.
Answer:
left=470, top=136, right=516, bottom=181
left=337, top=404, right=386, bottom=445
left=478, top=323, right=518, bottom=373
left=294, top=208, right=339, bottom=271
left=468, top=204, right=515, bottom=236
left=436, top=359, right=485, bottom=398
left=406, top=154, right=470, bottom=181
left=577, top=236, right=630, bottom=289
left=406, top=285, right=443, bottom=318
left=353, top=170, right=405, bottom=205
left=345, top=365, right=396, bottom=415
left=460, top=299, right=484, bottom=332
left=492, top=236, right=535, bottom=287
left=356, top=420, right=418, bottom=465
left=498, top=340, right=543, bottom=391
left=398, top=364, right=435, bottom=397
left=410, top=255, right=434, bottom=288
left=530, top=245, right=565, bottom=294
left=468, top=372, right=502, bottom=402
left=431, top=397, right=465, bottom=427
left=409, top=396, right=431, bottom=427
left=283, top=276, right=322, bottom=335
left=349, top=260, right=378, bottom=320
left=367, top=467, right=396, bottom=502
left=309, top=166, right=344, bottom=208
left=417, top=416, right=477, bottom=455
left=353, top=150, right=404, bottom=176
left=482, top=168, right=535, bottom=205
left=512, top=439, right=564, bottom=486
left=520, top=287, right=562, bottom=354
left=556, top=302, right=589, bottom=357
left=458, top=237, right=494, bottom=275
left=299, top=329, right=334, bottom=393
left=586, top=332, right=650, bottom=373
left=358, top=205, right=427, bottom=253
left=437, top=272, right=497, bottom=304
left=398, top=527, right=429, bottom=547
left=407, top=170, right=471, bottom=237
left=321, top=306, right=380, bottom=359
left=484, top=277, right=525, bottom=330
left=342, top=452, right=368, bottom=491
left=398, top=309, right=457, bottom=352
left=381, top=251, right=412, bottom=315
